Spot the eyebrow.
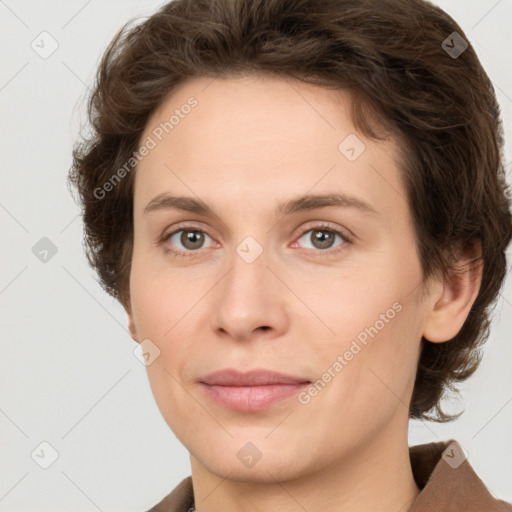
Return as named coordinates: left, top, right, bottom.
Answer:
left=143, top=192, right=379, bottom=217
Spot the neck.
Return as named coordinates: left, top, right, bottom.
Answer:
left=189, top=424, right=420, bottom=512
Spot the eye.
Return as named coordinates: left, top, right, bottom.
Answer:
left=159, top=222, right=352, bottom=258
left=294, top=224, right=351, bottom=254
left=161, top=227, right=215, bottom=256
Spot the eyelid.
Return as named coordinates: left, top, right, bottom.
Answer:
left=291, top=220, right=354, bottom=244
left=158, top=221, right=217, bottom=249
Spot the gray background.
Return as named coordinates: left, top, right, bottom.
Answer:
left=0, top=0, right=511, bottom=510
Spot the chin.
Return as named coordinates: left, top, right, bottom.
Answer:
left=192, top=434, right=316, bottom=482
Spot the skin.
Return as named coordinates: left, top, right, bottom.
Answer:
left=125, top=74, right=482, bottom=512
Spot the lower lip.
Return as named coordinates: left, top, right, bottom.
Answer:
left=199, top=382, right=310, bottom=412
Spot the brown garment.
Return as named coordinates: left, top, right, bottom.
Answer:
left=148, top=440, right=512, bottom=511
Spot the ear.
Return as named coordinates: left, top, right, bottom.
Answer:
left=422, top=241, right=483, bottom=343
left=123, top=299, right=140, bottom=344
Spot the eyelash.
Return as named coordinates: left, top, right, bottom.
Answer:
left=158, top=222, right=353, bottom=258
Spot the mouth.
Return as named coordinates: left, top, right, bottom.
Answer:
left=199, top=368, right=311, bottom=412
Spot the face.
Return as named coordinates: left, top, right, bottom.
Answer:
left=127, top=74, right=436, bottom=482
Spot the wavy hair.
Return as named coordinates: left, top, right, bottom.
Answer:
left=67, top=0, right=512, bottom=421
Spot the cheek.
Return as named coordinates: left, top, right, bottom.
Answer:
left=129, top=248, right=201, bottom=338
left=129, top=268, right=198, bottom=434
left=128, top=250, right=206, bottom=400
left=324, top=299, right=422, bottom=419
left=302, top=258, right=424, bottom=417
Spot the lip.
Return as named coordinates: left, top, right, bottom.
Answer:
left=200, top=368, right=310, bottom=386
left=199, top=368, right=311, bottom=412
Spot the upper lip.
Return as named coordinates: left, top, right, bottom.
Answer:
left=200, top=368, right=311, bottom=386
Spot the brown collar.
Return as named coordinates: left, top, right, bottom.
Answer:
left=408, top=439, right=512, bottom=511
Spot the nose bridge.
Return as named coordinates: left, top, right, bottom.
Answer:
left=235, top=234, right=266, bottom=267
left=226, top=233, right=271, bottom=301
left=212, top=232, right=286, bottom=338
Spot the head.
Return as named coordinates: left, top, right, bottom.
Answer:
left=68, top=0, right=511, bottom=482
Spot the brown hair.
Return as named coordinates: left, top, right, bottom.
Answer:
left=67, top=0, right=512, bottom=421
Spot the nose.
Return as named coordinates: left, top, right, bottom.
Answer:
left=212, top=240, right=290, bottom=342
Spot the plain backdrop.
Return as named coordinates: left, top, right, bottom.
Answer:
left=0, top=0, right=511, bottom=510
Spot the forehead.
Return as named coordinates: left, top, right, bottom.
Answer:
left=134, top=74, right=407, bottom=223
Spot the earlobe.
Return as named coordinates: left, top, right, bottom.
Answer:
left=128, top=315, right=140, bottom=344
left=422, top=242, right=483, bottom=343
left=123, top=300, right=140, bottom=344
